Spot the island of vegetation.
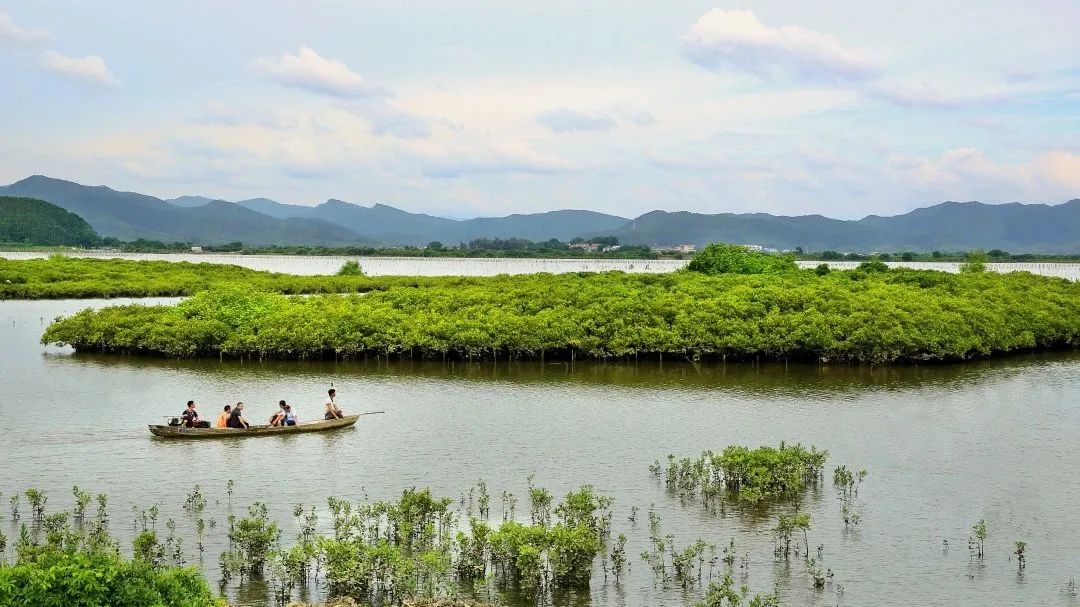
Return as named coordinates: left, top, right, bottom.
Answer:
left=40, top=244, right=1080, bottom=364
left=0, top=255, right=462, bottom=300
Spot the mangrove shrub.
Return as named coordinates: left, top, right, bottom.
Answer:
left=0, top=540, right=222, bottom=607
left=686, top=243, right=796, bottom=275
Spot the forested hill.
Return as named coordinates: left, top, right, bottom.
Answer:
left=0, top=196, right=100, bottom=246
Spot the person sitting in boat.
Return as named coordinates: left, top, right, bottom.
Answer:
left=227, top=402, right=250, bottom=429
left=181, top=401, right=200, bottom=428
left=269, top=401, right=287, bottom=427
left=282, top=403, right=298, bottom=426
left=216, top=404, right=232, bottom=428
left=324, top=388, right=344, bottom=419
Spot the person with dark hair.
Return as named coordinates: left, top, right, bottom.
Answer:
left=282, top=402, right=298, bottom=426
left=216, top=404, right=232, bottom=428
left=269, top=400, right=287, bottom=427
left=180, top=400, right=200, bottom=428
left=227, top=402, right=250, bottom=429
left=324, top=388, right=343, bottom=419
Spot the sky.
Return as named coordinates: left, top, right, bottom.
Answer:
left=1, top=0, right=1078, bottom=219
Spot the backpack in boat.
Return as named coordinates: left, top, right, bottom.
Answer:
left=195, top=420, right=211, bottom=428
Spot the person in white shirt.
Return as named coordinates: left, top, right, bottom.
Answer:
left=282, top=402, right=298, bottom=426
left=324, top=388, right=344, bottom=420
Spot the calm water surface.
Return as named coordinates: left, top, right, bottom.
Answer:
left=2, top=250, right=1078, bottom=280
left=2, top=298, right=1079, bottom=607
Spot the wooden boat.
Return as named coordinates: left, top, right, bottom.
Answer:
left=149, top=414, right=360, bottom=439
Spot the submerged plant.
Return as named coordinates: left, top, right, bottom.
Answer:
left=656, top=444, right=828, bottom=507
left=527, top=475, right=553, bottom=527
left=185, top=484, right=207, bottom=514
left=806, top=557, right=832, bottom=589
left=24, top=489, right=47, bottom=522
left=1014, top=540, right=1026, bottom=572
left=95, top=493, right=108, bottom=526
left=696, top=572, right=779, bottom=607
left=133, top=530, right=165, bottom=567
left=498, top=486, right=516, bottom=520
left=774, top=513, right=812, bottom=560
left=476, top=480, right=490, bottom=521
left=969, top=519, right=988, bottom=560
left=610, top=533, right=628, bottom=582
left=71, top=486, right=92, bottom=524
left=230, top=502, right=280, bottom=576
left=269, top=542, right=318, bottom=606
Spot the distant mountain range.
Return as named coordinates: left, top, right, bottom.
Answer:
left=610, top=201, right=1080, bottom=253
left=1, top=175, right=1077, bottom=252
left=0, top=176, right=366, bottom=246
left=167, top=194, right=627, bottom=245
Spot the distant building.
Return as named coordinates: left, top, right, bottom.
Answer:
left=651, top=244, right=696, bottom=254
left=742, top=244, right=764, bottom=252
left=190, top=246, right=203, bottom=253
left=569, top=242, right=600, bottom=253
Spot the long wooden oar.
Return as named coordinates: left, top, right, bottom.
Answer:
left=356, top=410, right=386, bottom=416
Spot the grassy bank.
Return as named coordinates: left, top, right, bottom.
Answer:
left=41, top=267, right=1080, bottom=363
left=0, top=256, right=466, bottom=299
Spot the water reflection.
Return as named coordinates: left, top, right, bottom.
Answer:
left=41, top=348, right=1080, bottom=399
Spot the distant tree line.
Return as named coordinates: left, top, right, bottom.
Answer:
left=45, top=238, right=1080, bottom=262
left=96, top=236, right=666, bottom=259
left=796, top=248, right=1080, bottom=263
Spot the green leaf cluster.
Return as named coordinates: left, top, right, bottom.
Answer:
left=686, top=243, right=796, bottom=275
left=0, top=540, right=221, bottom=607
left=660, top=443, right=828, bottom=504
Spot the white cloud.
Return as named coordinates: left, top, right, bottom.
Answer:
left=536, top=108, right=617, bottom=133
left=897, top=148, right=1080, bottom=201
left=255, top=46, right=385, bottom=98
left=681, top=9, right=879, bottom=83
left=627, top=110, right=656, bottom=127
left=40, top=51, right=120, bottom=87
left=413, top=143, right=572, bottom=179
left=0, top=11, right=52, bottom=47
left=351, top=102, right=431, bottom=139
left=867, top=81, right=1009, bottom=109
